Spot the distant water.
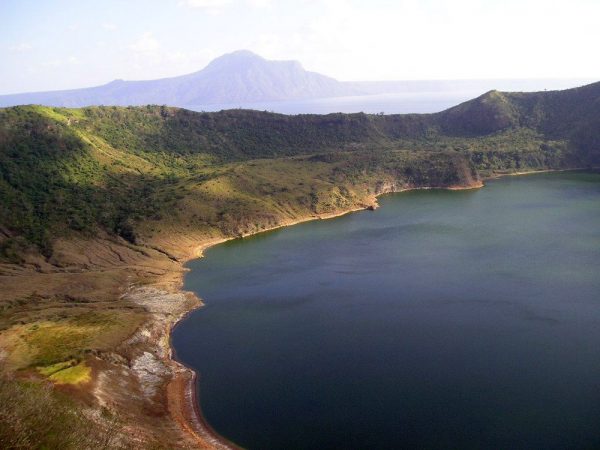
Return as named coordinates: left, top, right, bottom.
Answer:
left=187, top=91, right=472, bottom=114
left=186, top=79, right=594, bottom=114
left=172, top=172, right=600, bottom=449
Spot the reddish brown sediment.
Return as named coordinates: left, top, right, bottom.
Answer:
left=166, top=362, right=238, bottom=449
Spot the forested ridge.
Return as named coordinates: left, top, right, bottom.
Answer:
left=1, top=81, right=599, bottom=261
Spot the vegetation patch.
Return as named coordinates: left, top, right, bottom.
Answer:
left=37, top=359, right=76, bottom=377
left=2, top=95, right=599, bottom=259
left=0, top=378, right=121, bottom=448
left=23, top=321, right=98, bottom=366
left=0, top=310, right=141, bottom=370
left=37, top=359, right=91, bottom=384
left=48, top=362, right=91, bottom=385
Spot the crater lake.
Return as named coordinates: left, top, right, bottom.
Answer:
left=172, top=171, right=600, bottom=449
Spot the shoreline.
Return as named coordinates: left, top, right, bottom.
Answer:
left=161, top=205, right=382, bottom=448
left=162, top=166, right=590, bottom=448
left=167, top=297, right=242, bottom=450
left=482, top=166, right=596, bottom=180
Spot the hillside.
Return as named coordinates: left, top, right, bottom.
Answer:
left=2, top=82, right=600, bottom=261
left=0, top=82, right=599, bottom=448
left=0, top=50, right=361, bottom=108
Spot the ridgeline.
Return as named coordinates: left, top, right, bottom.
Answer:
left=2, top=81, right=599, bottom=261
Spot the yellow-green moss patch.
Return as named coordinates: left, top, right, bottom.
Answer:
left=48, top=362, right=91, bottom=385
left=37, top=359, right=77, bottom=377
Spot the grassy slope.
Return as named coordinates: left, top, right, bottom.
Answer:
left=0, top=378, right=121, bottom=449
left=0, top=82, right=599, bottom=447
left=3, top=82, right=600, bottom=261
left=0, top=105, right=480, bottom=261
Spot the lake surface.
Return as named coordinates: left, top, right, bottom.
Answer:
left=172, top=172, right=600, bottom=449
left=187, top=91, right=476, bottom=115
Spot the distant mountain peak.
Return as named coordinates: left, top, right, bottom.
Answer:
left=208, top=49, right=265, bottom=64
left=105, top=79, right=125, bottom=86
left=0, top=50, right=361, bottom=107
left=202, top=49, right=267, bottom=73
left=202, top=50, right=305, bottom=74
left=222, top=49, right=263, bottom=59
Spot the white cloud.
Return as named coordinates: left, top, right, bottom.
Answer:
left=129, top=32, right=160, bottom=53
left=8, top=43, right=32, bottom=52
left=122, top=32, right=216, bottom=80
left=239, top=0, right=600, bottom=80
left=4, top=0, right=599, bottom=94
left=42, top=59, right=62, bottom=68
left=180, top=0, right=270, bottom=10
left=246, top=0, right=272, bottom=7
left=179, top=0, right=232, bottom=8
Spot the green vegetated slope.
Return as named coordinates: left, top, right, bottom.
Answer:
left=1, top=81, right=599, bottom=262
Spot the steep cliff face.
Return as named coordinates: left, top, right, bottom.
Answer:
left=377, top=152, right=482, bottom=190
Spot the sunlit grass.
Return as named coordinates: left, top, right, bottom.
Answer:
left=24, top=322, right=98, bottom=366
left=37, top=360, right=76, bottom=377
left=0, top=310, right=144, bottom=370
left=48, top=362, right=91, bottom=385
left=37, top=359, right=91, bottom=385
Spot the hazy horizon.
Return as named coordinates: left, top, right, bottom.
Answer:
left=0, top=47, right=594, bottom=97
left=2, top=0, right=600, bottom=96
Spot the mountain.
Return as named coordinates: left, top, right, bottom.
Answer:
left=1, top=80, right=600, bottom=448
left=2, top=80, right=599, bottom=257
left=0, top=50, right=362, bottom=108
left=1, top=50, right=592, bottom=111
left=437, top=81, right=600, bottom=147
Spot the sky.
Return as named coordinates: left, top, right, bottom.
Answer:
left=1, top=0, right=600, bottom=94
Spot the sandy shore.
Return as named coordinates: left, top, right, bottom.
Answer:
left=483, top=167, right=594, bottom=180
left=166, top=362, right=236, bottom=449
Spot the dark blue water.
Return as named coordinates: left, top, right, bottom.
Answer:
left=172, top=172, right=600, bottom=449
